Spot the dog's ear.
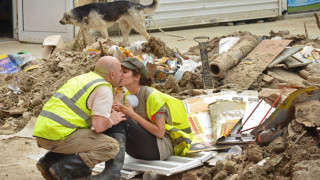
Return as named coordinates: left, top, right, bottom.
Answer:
left=65, top=14, right=70, bottom=22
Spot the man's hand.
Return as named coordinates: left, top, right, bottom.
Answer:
left=110, top=109, right=126, bottom=125
left=92, top=110, right=125, bottom=133
left=112, top=101, right=121, bottom=111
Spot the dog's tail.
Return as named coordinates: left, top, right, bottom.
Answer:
left=142, top=0, right=159, bottom=15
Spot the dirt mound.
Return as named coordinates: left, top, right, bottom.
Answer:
left=1, top=30, right=319, bottom=134
left=176, top=119, right=320, bottom=180
left=142, top=36, right=175, bottom=58
left=1, top=29, right=320, bottom=179
left=0, top=39, right=99, bottom=134
left=0, top=35, right=180, bottom=134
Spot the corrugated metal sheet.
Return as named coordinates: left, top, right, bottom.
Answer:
left=147, top=0, right=282, bottom=29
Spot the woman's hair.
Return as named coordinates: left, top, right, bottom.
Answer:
left=132, top=70, right=154, bottom=86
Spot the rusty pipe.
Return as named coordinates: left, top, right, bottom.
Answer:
left=209, top=35, right=259, bottom=79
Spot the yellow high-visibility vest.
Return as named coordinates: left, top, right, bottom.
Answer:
left=125, top=88, right=193, bottom=156
left=33, top=72, right=112, bottom=140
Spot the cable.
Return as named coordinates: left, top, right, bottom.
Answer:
left=148, top=15, right=186, bottom=41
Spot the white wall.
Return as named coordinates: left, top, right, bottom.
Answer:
left=149, top=0, right=283, bottom=29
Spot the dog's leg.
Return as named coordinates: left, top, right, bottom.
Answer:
left=119, top=20, right=132, bottom=46
left=80, top=27, right=89, bottom=47
left=126, top=11, right=151, bottom=42
left=99, top=26, right=109, bottom=40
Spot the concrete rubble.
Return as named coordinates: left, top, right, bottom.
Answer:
left=1, top=27, right=320, bottom=179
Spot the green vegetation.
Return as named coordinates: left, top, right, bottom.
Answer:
left=288, top=3, right=320, bottom=13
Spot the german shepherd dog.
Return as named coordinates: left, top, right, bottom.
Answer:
left=59, top=0, right=159, bottom=45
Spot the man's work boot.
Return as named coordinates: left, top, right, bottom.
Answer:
left=49, top=153, right=92, bottom=180
left=36, top=151, right=67, bottom=180
left=90, top=133, right=126, bottom=180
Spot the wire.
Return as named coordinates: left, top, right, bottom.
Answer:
left=148, top=15, right=186, bottom=41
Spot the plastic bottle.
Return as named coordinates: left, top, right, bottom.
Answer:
left=226, top=145, right=242, bottom=160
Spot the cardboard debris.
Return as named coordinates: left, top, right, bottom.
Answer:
left=183, top=90, right=273, bottom=153
left=42, top=35, right=65, bottom=60
left=208, top=100, right=246, bottom=143
left=0, top=54, right=19, bottom=74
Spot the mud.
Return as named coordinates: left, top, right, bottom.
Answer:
left=295, top=100, right=320, bottom=127
left=1, top=26, right=320, bottom=180
left=178, top=126, right=320, bottom=180
left=142, top=36, right=174, bottom=58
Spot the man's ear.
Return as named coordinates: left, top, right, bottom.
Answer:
left=109, top=72, right=114, bottom=80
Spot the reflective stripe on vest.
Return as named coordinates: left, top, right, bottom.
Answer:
left=169, top=127, right=192, bottom=134
left=39, top=79, right=106, bottom=128
left=146, top=89, right=193, bottom=156
left=33, top=72, right=111, bottom=140
left=39, top=110, right=77, bottom=129
left=71, top=79, right=106, bottom=102
left=172, top=136, right=192, bottom=147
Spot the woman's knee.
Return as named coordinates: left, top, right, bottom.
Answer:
left=100, top=135, right=120, bottom=159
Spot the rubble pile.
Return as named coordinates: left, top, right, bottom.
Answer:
left=0, top=29, right=320, bottom=179
left=179, top=118, right=320, bottom=180
left=0, top=38, right=101, bottom=132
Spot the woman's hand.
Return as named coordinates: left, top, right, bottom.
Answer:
left=112, top=101, right=121, bottom=111
left=119, top=104, right=135, bottom=118
left=119, top=104, right=166, bottom=138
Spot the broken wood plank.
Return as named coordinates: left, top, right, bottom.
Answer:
left=267, top=45, right=304, bottom=68
left=224, top=40, right=292, bottom=89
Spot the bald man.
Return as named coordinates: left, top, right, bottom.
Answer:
left=33, top=56, right=126, bottom=180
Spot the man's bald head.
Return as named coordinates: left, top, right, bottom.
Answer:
left=95, top=56, right=120, bottom=74
left=95, top=56, right=122, bottom=86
